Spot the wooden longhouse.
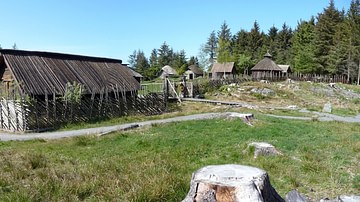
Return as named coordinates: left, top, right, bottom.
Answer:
left=0, top=49, right=165, bottom=131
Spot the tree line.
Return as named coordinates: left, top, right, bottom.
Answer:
left=130, top=0, right=359, bottom=81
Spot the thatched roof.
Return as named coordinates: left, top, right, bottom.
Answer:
left=251, top=53, right=283, bottom=72
left=188, top=65, right=203, bottom=75
left=211, top=62, right=235, bottom=73
left=159, top=65, right=177, bottom=78
left=129, top=68, right=143, bottom=78
left=0, top=49, right=140, bottom=95
left=278, top=65, right=291, bottom=73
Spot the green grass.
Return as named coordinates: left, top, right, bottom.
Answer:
left=0, top=115, right=359, bottom=201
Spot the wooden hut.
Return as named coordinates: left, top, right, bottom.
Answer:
left=0, top=49, right=165, bottom=131
left=250, top=52, right=283, bottom=80
left=210, top=62, right=236, bottom=79
left=185, top=65, right=204, bottom=80
left=278, top=65, right=292, bottom=77
left=159, top=65, right=177, bottom=79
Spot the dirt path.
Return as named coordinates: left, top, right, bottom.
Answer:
left=1, top=110, right=359, bottom=141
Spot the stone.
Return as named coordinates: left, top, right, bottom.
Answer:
left=182, top=164, right=284, bottom=202
left=321, top=195, right=360, bottom=202
left=225, top=112, right=254, bottom=126
left=322, top=102, right=332, bottom=113
left=285, top=190, right=307, bottom=202
left=244, top=142, right=282, bottom=159
left=250, top=88, right=275, bottom=97
left=339, top=195, right=360, bottom=202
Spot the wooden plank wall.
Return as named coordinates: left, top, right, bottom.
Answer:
left=0, top=91, right=166, bottom=132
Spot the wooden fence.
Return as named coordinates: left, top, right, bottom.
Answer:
left=250, top=72, right=350, bottom=83
left=0, top=90, right=166, bottom=132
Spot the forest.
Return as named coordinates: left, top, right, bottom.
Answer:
left=129, top=0, right=360, bottom=81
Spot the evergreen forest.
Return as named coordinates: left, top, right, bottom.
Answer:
left=128, top=0, right=360, bottom=82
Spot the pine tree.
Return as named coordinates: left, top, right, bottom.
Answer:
left=292, top=18, right=317, bottom=73
left=247, top=21, right=264, bottom=61
left=233, top=29, right=249, bottom=56
left=204, top=31, right=217, bottom=65
left=276, top=23, right=293, bottom=64
left=217, top=38, right=233, bottom=63
left=158, top=42, right=173, bottom=67
left=188, top=56, right=198, bottom=66
left=314, top=0, right=342, bottom=74
left=149, top=49, right=158, bottom=68
left=172, top=50, right=188, bottom=74
left=265, top=25, right=278, bottom=60
left=217, top=21, right=232, bottom=42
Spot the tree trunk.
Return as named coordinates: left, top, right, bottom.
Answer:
left=182, top=164, right=284, bottom=202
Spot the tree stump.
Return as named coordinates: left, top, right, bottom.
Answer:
left=182, top=164, right=284, bottom=202
left=244, top=142, right=283, bottom=159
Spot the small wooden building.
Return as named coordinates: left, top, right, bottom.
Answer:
left=278, top=65, right=292, bottom=77
left=250, top=52, right=283, bottom=80
left=159, top=65, right=177, bottom=79
left=185, top=65, right=204, bottom=80
left=210, top=62, right=236, bottom=79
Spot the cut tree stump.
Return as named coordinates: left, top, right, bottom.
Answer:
left=244, top=142, right=283, bottom=159
left=182, top=164, right=284, bottom=202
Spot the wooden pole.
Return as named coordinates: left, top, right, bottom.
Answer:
left=357, top=60, right=360, bottom=85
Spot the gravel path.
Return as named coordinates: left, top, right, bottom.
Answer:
left=1, top=110, right=359, bottom=141
left=0, top=112, right=225, bottom=141
left=267, top=109, right=360, bottom=123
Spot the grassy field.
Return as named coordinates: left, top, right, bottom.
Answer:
left=0, top=114, right=359, bottom=201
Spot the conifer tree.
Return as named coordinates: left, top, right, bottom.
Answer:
left=204, top=31, right=217, bottom=65
left=292, top=18, right=317, bottom=73
left=314, top=0, right=342, bottom=73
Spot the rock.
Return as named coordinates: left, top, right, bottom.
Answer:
left=285, top=190, right=307, bottom=202
left=225, top=112, right=254, bottom=126
left=323, top=102, right=332, bottom=113
left=182, top=164, right=284, bottom=202
left=286, top=78, right=294, bottom=84
left=250, top=88, right=275, bottom=97
left=244, top=142, right=282, bottom=159
left=260, top=79, right=270, bottom=84
left=287, top=105, right=297, bottom=110
left=321, top=195, right=360, bottom=202
left=339, top=195, right=360, bottom=202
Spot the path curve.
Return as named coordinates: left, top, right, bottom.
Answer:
left=1, top=111, right=359, bottom=141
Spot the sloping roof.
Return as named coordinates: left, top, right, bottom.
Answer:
left=129, top=68, right=143, bottom=78
left=211, top=62, right=235, bottom=73
left=0, top=49, right=140, bottom=95
left=278, top=65, right=291, bottom=73
left=188, top=65, right=203, bottom=75
left=159, top=65, right=177, bottom=78
left=251, top=57, right=283, bottom=72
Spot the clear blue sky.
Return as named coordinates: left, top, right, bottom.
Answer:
left=0, top=0, right=350, bottom=62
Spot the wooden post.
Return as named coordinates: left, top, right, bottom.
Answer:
left=163, top=76, right=169, bottom=111
left=357, top=60, right=360, bottom=85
